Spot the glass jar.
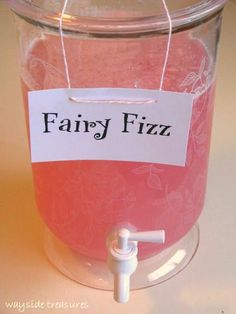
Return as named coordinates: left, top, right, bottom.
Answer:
left=6, top=0, right=226, bottom=289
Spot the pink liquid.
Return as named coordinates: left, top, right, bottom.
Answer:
left=21, top=31, right=215, bottom=260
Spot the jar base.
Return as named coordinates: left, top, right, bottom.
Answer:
left=44, top=224, right=199, bottom=290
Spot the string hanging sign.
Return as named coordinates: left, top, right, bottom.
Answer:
left=28, top=0, right=194, bottom=166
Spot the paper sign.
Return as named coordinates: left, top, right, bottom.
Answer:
left=28, top=88, right=194, bottom=166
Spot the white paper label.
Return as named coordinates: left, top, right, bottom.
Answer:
left=28, top=88, right=194, bottom=166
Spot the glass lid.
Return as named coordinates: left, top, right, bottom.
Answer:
left=6, top=0, right=227, bottom=34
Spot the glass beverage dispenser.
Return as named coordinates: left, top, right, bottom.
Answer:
left=6, top=0, right=226, bottom=303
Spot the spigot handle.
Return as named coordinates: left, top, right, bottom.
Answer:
left=129, top=230, right=165, bottom=243
left=118, top=228, right=165, bottom=251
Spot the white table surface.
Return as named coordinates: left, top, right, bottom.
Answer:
left=0, top=1, right=236, bottom=313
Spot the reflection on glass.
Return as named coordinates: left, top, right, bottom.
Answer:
left=147, top=249, right=186, bottom=282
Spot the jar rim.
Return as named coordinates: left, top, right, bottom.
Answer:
left=6, top=0, right=227, bottom=34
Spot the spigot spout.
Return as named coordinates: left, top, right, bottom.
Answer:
left=107, top=239, right=138, bottom=304
left=114, top=273, right=130, bottom=303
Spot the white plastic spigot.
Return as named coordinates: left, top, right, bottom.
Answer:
left=107, top=228, right=165, bottom=303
